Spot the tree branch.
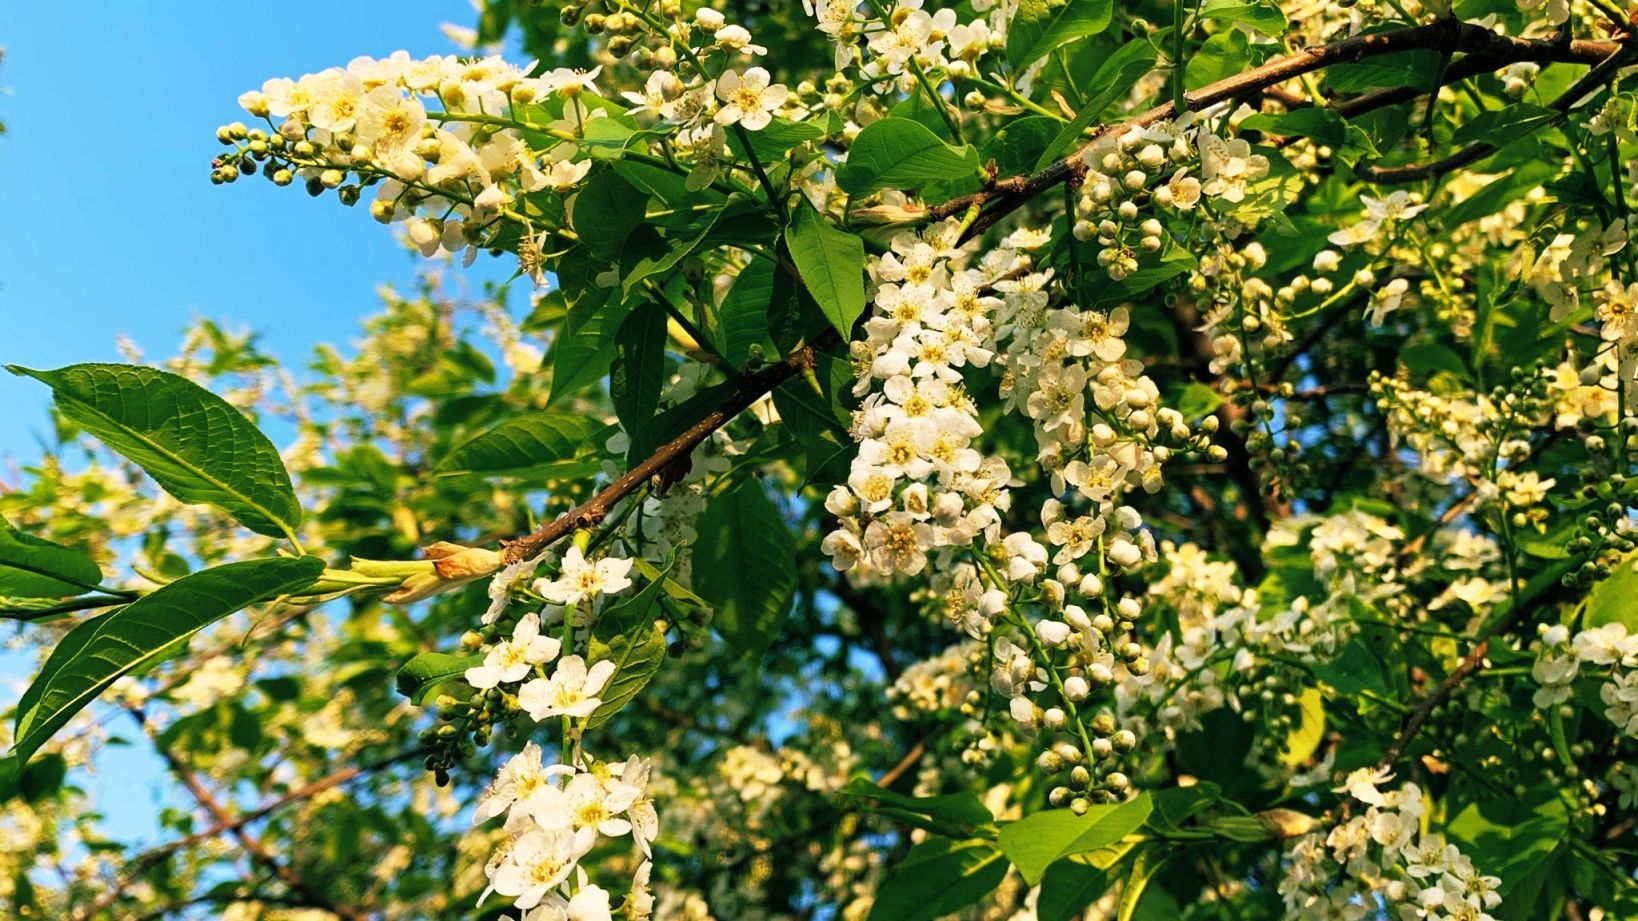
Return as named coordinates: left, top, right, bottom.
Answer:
left=1356, top=41, right=1633, bottom=183
left=500, top=331, right=835, bottom=564
left=115, top=708, right=372, bottom=921
left=925, top=23, right=1619, bottom=237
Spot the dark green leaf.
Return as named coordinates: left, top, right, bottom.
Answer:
left=549, top=292, right=634, bottom=403
left=1240, top=108, right=1348, bottom=148
left=784, top=201, right=866, bottom=338
left=985, top=116, right=1062, bottom=176
left=867, top=837, right=1008, bottom=921
left=835, top=118, right=980, bottom=197
left=0, top=517, right=104, bottom=598
left=694, top=479, right=796, bottom=654
left=840, top=777, right=995, bottom=835
left=433, top=412, right=609, bottom=479
left=8, top=364, right=301, bottom=539
left=1038, top=860, right=1113, bottom=921
left=1008, top=0, right=1115, bottom=70
left=2, top=556, right=324, bottom=784
left=1324, top=49, right=1441, bottom=93
left=571, top=169, right=647, bottom=255
left=610, top=301, right=669, bottom=433
left=727, top=117, right=825, bottom=161
left=1452, top=104, right=1556, bottom=146
left=999, top=793, right=1153, bottom=884
left=396, top=652, right=482, bottom=705
left=715, top=260, right=781, bottom=370
left=1036, top=40, right=1157, bottom=170
left=585, top=557, right=675, bottom=728
left=1447, top=790, right=1568, bottom=893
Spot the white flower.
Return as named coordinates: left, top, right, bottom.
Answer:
left=1367, top=278, right=1411, bottom=326
left=1334, top=766, right=1393, bottom=806
left=527, top=884, right=614, bottom=921
left=714, top=68, right=789, bottom=131
left=474, top=742, right=572, bottom=827
left=533, top=547, right=634, bottom=606
left=714, top=24, right=767, bottom=56
left=612, top=756, right=661, bottom=856
left=466, top=613, right=563, bottom=690
left=518, top=655, right=618, bottom=721
left=544, top=159, right=594, bottom=193
left=485, top=827, right=585, bottom=910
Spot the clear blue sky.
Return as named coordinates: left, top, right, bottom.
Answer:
left=0, top=2, right=517, bottom=849
left=0, top=1, right=514, bottom=458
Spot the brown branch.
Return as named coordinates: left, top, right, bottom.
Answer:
left=925, top=23, right=1619, bottom=237
left=501, top=331, right=835, bottom=564
left=116, top=708, right=371, bottom=921
left=1357, top=41, right=1634, bottom=183
left=878, top=737, right=929, bottom=789
left=76, top=746, right=426, bottom=920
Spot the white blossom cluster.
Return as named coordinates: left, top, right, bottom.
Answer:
left=807, top=0, right=1015, bottom=91
left=1533, top=620, right=1638, bottom=737
left=458, top=547, right=656, bottom=920
left=1281, top=771, right=1502, bottom=921
left=223, top=8, right=796, bottom=277
left=1072, top=114, right=1268, bottom=281
left=229, top=53, right=607, bottom=262
left=821, top=219, right=1016, bottom=580
left=475, top=742, right=659, bottom=920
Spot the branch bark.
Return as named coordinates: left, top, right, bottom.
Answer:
left=926, top=23, right=1619, bottom=237
left=110, top=708, right=373, bottom=921
left=500, top=329, right=836, bottom=564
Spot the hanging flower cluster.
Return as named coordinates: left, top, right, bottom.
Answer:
left=1282, top=773, right=1502, bottom=921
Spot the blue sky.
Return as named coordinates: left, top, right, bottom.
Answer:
left=0, top=1, right=512, bottom=458
left=0, top=2, right=515, bottom=848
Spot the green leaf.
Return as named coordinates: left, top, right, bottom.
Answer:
left=610, top=301, right=668, bottom=433
left=1038, top=860, right=1114, bottom=921
left=985, top=116, right=1062, bottom=176
left=8, top=364, right=301, bottom=539
left=1452, top=103, right=1556, bottom=146
left=727, top=117, right=824, bottom=161
left=1035, top=40, right=1157, bottom=170
left=433, top=412, right=609, bottom=479
left=1585, top=554, right=1638, bottom=631
left=784, top=202, right=866, bottom=338
left=1313, top=638, right=1391, bottom=699
left=1117, top=845, right=1173, bottom=921
left=999, top=793, right=1153, bottom=884
left=1324, top=48, right=1441, bottom=93
left=585, top=558, right=675, bottom=728
left=1280, top=687, right=1325, bottom=767
left=840, top=777, right=995, bottom=836
left=1007, top=0, right=1114, bottom=70
left=715, top=260, right=782, bottom=369
left=1185, top=29, right=1252, bottom=90
left=867, top=837, right=1008, bottom=921
left=835, top=118, right=980, bottom=197
left=549, top=292, right=634, bottom=404
left=1197, top=1, right=1288, bottom=35
left=0, top=517, right=104, bottom=598
left=694, top=479, right=796, bottom=654
left=571, top=169, right=647, bottom=255
left=395, top=652, right=482, bottom=705
left=2, top=556, right=324, bottom=783
left=1240, top=108, right=1348, bottom=148
left=1170, top=382, right=1222, bottom=421
left=1447, top=790, right=1568, bottom=893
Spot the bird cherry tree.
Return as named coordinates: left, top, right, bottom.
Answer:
left=5, top=0, right=1638, bottom=918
